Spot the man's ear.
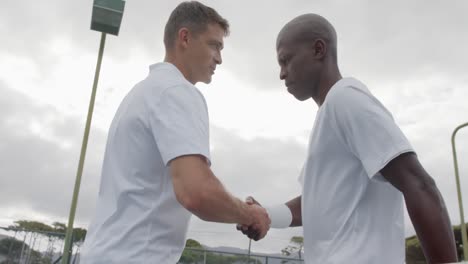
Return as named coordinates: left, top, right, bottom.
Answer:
left=177, top=27, right=190, bottom=49
left=312, top=39, right=327, bottom=60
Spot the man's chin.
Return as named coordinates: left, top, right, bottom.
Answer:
left=205, top=79, right=212, bottom=84
left=288, top=89, right=301, bottom=101
left=291, top=92, right=310, bottom=101
left=199, top=76, right=212, bottom=84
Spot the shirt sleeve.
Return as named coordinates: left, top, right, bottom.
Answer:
left=329, top=85, right=414, bottom=179
left=149, top=84, right=211, bottom=166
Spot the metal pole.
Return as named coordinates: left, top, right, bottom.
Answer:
left=247, top=239, right=251, bottom=263
left=19, top=232, right=27, bottom=264
left=451, top=122, right=468, bottom=260
left=6, top=231, right=17, bottom=264
left=61, top=32, right=107, bottom=264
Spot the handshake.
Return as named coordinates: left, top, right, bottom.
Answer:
left=236, top=196, right=271, bottom=241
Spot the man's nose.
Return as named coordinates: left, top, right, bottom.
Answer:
left=214, top=51, right=222, bottom=65
left=279, top=67, right=287, bottom=80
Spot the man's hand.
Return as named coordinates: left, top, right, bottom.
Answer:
left=237, top=196, right=270, bottom=241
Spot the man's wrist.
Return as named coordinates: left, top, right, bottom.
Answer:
left=239, top=200, right=255, bottom=226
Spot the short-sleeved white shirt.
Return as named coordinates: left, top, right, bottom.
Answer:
left=80, top=62, right=210, bottom=263
left=300, top=78, right=413, bottom=264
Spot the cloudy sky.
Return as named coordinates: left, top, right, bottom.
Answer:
left=1, top=0, right=468, bottom=255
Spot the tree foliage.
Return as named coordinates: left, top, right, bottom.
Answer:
left=178, top=238, right=261, bottom=264
left=0, top=219, right=87, bottom=264
left=405, top=223, right=467, bottom=263
left=72, top=227, right=87, bottom=244
left=282, top=236, right=304, bottom=259
left=185, top=239, right=203, bottom=249
left=0, top=237, right=46, bottom=264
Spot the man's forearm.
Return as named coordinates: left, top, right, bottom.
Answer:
left=171, top=155, right=258, bottom=225
left=188, top=174, right=253, bottom=225
left=405, top=181, right=457, bottom=263
left=286, top=196, right=302, bottom=227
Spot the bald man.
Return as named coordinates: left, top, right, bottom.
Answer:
left=239, top=14, right=458, bottom=263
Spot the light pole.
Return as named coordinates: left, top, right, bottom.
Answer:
left=247, top=238, right=252, bottom=262
left=451, top=122, right=468, bottom=260
left=61, top=1, right=126, bottom=263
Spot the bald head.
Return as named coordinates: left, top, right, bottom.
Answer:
left=277, top=14, right=338, bottom=62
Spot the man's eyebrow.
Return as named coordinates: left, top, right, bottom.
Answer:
left=277, top=52, right=288, bottom=62
left=210, top=40, right=224, bottom=49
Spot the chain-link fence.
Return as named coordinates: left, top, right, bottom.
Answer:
left=177, top=247, right=304, bottom=264
left=0, top=226, right=70, bottom=264
left=1, top=226, right=303, bottom=264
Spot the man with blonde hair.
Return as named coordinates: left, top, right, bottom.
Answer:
left=81, top=2, right=270, bottom=263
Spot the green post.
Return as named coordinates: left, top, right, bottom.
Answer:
left=451, top=122, right=468, bottom=260
left=61, top=32, right=106, bottom=264
left=61, top=1, right=125, bottom=263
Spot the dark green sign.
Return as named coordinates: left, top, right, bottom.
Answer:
left=91, top=0, right=126, bottom=35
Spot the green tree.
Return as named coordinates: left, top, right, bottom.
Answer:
left=179, top=239, right=204, bottom=263
left=4, top=219, right=87, bottom=263
left=44, top=221, right=67, bottom=259
left=185, top=239, right=203, bottom=249
left=405, top=235, right=426, bottom=264
left=72, top=227, right=87, bottom=244
left=282, top=236, right=304, bottom=259
left=453, top=224, right=468, bottom=261
left=13, top=220, right=53, bottom=232
left=11, top=220, right=55, bottom=263
left=405, top=223, right=467, bottom=263
left=0, top=237, right=46, bottom=264
left=52, top=222, right=67, bottom=233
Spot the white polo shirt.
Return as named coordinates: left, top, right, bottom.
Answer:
left=80, top=62, right=210, bottom=263
left=300, top=78, right=413, bottom=263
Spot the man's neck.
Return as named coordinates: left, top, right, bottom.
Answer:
left=314, top=66, right=342, bottom=107
left=164, top=53, right=196, bottom=84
